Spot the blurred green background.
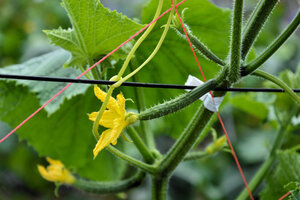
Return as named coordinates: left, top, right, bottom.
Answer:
left=0, top=0, right=299, bottom=199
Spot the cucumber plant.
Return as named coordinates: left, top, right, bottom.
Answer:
left=0, top=0, right=299, bottom=199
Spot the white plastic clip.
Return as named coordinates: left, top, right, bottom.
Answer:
left=185, top=75, right=224, bottom=112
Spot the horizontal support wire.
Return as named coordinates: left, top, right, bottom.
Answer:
left=0, top=73, right=299, bottom=93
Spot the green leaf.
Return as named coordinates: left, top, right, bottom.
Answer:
left=260, top=150, right=300, bottom=200
left=44, top=0, right=143, bottom=68
left=0, top=82, right=126, bottom=181
left=131, top=0, right=231, bottom=138
left=229, top=94, right=269, bottom=120
left=0, top=49, right=89, bottom=115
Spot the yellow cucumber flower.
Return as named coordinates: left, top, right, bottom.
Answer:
left=89, top=85, right=137, bottom=158
left=37, top=157, right=75, bottom=184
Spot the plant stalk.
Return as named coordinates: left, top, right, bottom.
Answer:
left=74, top=171, right=145, bottom=194
left=229, top=0, right=244, bottom=83
left=92, top=0, right=163, bottom=140
left=138, top=79, right=217, bottom=120
left=127, top=126, right=155, bottom=163
left=106, top=145, right=156, bottom=174
left=241, top=0, right=279, bottom=59
left=184, top=151, right=208, bottom=161
left=113, top=6, right=175, bottom=88
left=157, top=104, right=214, bottom=177
left=151, top=176, right=169, bottom=200
left=242, top=11, right=300, bottom=76
left=176, top=28, right=226, bottom=66
left=253, top=70, right=300, bottom=104
left=130, top=59, right=156, bottom=149
left=191, top=113, right=217, bottom=150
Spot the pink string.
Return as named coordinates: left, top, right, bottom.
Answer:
left=278, top=191, right=291, bottom=200
left=173, top=3, right=254, bottom=200
left=0, top=1, right=185, bottom=143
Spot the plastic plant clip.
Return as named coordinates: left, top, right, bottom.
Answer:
left=185, top=75, right=224, bottom=112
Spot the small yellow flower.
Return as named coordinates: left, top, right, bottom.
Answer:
left=37, top=157, right=75, bottom=184
left=89, top=85, right=137, bottom=158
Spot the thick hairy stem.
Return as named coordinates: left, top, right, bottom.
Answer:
left=237, top=109, right=298, bottom=200
left=176, top=28, right=226, bottom=66
left=74, top=171, right=145, bottom=194
left=241, top=0, right=279, bottom=59
left=229, top=0, right=244, bottom=83
left=253, top=70, right=300, bottom=104
left=138, top=79, right=217, bottom=120
left=158, top=104, right=214, bottom=177
left=242, top=11, right=300, bottom=76
left=151, top=176, right=169, bottom=200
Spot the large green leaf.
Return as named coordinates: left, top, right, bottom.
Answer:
left=0, top=49, right=89, bottom=115
left=260, top=150, right=300, bottom=200
left=0, top=82, right=126, bottom=181
left=229, top=94, right=269, bottom=120
left=130, top=0, right=231, bottom=137
left=44, top=0, right=143, bottom=68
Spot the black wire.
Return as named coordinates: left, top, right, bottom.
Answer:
left=0, top=73, right=300, bottom=93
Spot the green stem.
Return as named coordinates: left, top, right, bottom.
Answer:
left=113, top=6, right=175, bottom=88
left=242, top=0, right=264, bottom=34
left=157, top=104, right=214, bottom=177
left=241, top=0, right=279, bottom=59
left=79, top=66, right=93, bottom=80
left=236, top=156, right=275, bottom=200
left=191, top=113, right=217, bottom=150
left=130, top=59, right=156, bottom=149
left=92, top=0, right=163, bottom=138
left=74, top=171, right=145, bottom=194
left=106, top=145, right=156, bottom=174
left=243, top=11, right=300, bottom=76
left=184, top=151, right=208, bottom=161
left=127, top=126, right=155, bottom=163
left=138, top=79, right=217, bottom=120
left=92, top=88, right=113, bottom=140
left=116, top=0, right=163, bottom=79
left=176, top=28, right=226, bottom=66
left=229, top=0, right=244, bottom=83
left=253, top=70, right=300, bottom=104
left=237, top=109, right=297, bottom=200
left=151, top=176, right=169, bottom=200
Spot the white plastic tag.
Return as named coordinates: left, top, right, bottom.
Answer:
left=185, top=75, right=224, bottom=112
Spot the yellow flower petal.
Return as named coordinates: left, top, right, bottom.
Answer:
left=38, top=165, right=55, bottom=182
left=46, top=157, right=64, bottom=166
left=37, top=158, right=75, bottom=184
left=101, top=110, right=120, bottom=128
left=90, top=86, right=137, bottom=158
left=111, top=139, right=117, bottom=145
left=94, top=85, right=119, bottom=112
left=116, top=93, right=126, bottom=116
left=93, top=126, right=124, bottom=158
left=88, top=112, right=98, bottom=122
left=89, top=111, right=119, bottom=129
